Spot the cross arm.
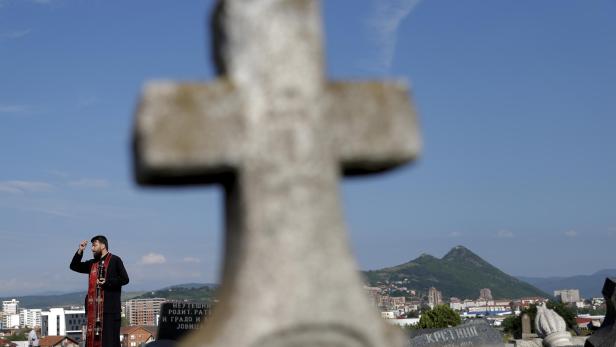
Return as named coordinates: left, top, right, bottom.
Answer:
left=327, top=81, right=421, bottom=175
left=133, top=79, right=245, bottom=185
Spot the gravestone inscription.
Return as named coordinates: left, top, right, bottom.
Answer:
left=146, top=302, right=210, bottom=347
left=157, top=302, right=209, bottom=340
left=409, top=320, right=504, bottom=347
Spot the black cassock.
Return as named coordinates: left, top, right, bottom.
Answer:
left=70, top=251, right=129, bottom=347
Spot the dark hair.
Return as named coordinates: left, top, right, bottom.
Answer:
left=91, top=235, right=108, bottom=250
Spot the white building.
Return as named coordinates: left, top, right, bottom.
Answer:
left=2, top=299, right=19, bottom=314
left=41, top=308, right=86, bottom=345
left=19, top=309, right=42, bottom=328
left=380, top=311, right=396, bottom=319
left=554, top=289, right=581, bottom=303
left=467, top=305, right=511, bottom=315
left=3, top=313, right=21, bottom=329
left=575, top=301, right=588, bottom=309
left=591, top=297, right=605, bottom=309
left=460, top=298, right=511, bottom=316
left=449, top=297, right=463, bottom=311
left=386, top=318, right=420, bottom=327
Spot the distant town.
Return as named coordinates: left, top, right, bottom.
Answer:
left=0, top=282, right=607, bottom=347
left=0, top=296, right=207, bottom=347
left=364, top=282, right=606, bottom=330
left=0, top=247, right=610, bottom=346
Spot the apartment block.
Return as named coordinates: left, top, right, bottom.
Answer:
left=126, top=298, right=167, bottom=326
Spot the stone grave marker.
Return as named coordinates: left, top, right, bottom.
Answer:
left=146, top=302, right=210, bottom=347
left=522, top=313, right=537, bottom=339
left=132, top=0, right=420, bottom=346
left=157, top=302, right=209, bottom=340
left=409, top=319, right=505, bottom=347
left=585, top=277, right=616, bottom=347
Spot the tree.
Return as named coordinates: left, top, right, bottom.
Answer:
left=5, top=329, right=28, bottom=341
left=417, top=305, right=461, bottom=329
left=419, top=303, right=432, bottom=313
left=502, top=315, right=522, bottom=338
left=502, top=302, right=578, bottom=338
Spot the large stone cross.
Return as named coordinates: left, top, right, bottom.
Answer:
left=133, top=1, right=420, bottom=346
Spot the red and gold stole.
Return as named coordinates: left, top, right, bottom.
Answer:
left=86, top=253, right=112, bottom=347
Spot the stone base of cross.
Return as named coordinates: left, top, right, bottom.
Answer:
left=133, top=1, right=421, bottom=346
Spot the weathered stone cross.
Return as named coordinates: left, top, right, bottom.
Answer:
left=133, top=1, right=420, bottom=346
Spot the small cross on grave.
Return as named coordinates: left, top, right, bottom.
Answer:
left=133, top=1, right=421, bottom=346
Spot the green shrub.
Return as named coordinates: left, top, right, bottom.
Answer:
left=418, top=305, right=461, bottom=329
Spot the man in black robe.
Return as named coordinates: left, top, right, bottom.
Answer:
left=70, top=235, right=129, bottom=347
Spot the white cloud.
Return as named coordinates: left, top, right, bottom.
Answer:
left=140, top=253, right=167, bottom=265
left=564, top=230, right=578, bottom=238
left=0, top=180, right=53, bottom=194
left=68, top=179, right=110, bottom=189
left=0, top=104, right=29, bottom=113
left=366, top=0, right=422, bottom=73
left=496, top=229, right=514, bottom=238
left=182, top=257, right=201, bottom=263
left=448, top=231, right=461, bottom=238
left=0, top=29, right=31, bottom=40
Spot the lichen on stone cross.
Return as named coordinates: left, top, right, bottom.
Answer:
left=132, top=1, right=421, bottom=347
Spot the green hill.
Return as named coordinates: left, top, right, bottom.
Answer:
left=363, top=245, right=548, bottom=299
left=133, top=284, right=216, bottom=303
left=0, top=291, right=147, bottom=309
left=0, top=284, right=215, bottom=309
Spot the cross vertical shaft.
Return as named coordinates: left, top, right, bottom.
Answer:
left=133, top=1, right=421, bottom=346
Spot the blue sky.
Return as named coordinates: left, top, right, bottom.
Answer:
left=1, top=0, right=614, bottom=296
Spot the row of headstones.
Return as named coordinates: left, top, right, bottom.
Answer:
left=148, top=278, right=615, bottom=347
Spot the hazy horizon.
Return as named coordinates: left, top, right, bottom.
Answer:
left=2, top=245, right=614, bottom=297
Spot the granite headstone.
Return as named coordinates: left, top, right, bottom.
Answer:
left=522, top=313, right=538, bottom=339
left=145, top=302, right=209, bottom=347
left=409, top=319, right=505, bottom=347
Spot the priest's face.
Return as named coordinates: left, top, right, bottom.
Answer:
left=91, top=240, right=105, bottom=259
